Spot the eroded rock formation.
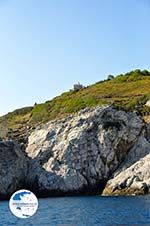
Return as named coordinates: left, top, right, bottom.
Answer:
left=103, top=132, right=150, bottom=195
left=0, top=141, right=28, bottom=199
left=25, top=106, right=149, bottom=196
left=0, top=106, right=149, bottom=198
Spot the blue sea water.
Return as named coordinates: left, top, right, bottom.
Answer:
left=0, top=195, right=150, bottom=226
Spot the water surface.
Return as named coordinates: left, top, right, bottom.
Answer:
left=0, top=195, right=150, bottom=226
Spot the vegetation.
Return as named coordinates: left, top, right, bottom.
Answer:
left=0, top=69, right=150, bottom=141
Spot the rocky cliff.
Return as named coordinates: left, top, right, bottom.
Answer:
left=0, top=141, right=28, bottom=199
left=103, top=123, right=150, bottom=195
left=0, top=106, right=149, bottom=198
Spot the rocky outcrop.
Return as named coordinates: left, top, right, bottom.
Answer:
left=145, top=100, right=150, bottom=107
left=25, top=106, right=148, bottom=196
left=103, top=153, right=150, bottom=195
left=0, top=106, right=149, bottom=198
left=103, top=133, right=150, bottom=195
left=0, top=141, right=28, bottom=199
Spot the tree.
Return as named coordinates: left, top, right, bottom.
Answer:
left=107, top=75, right=114, bottom=80
left=142, top=70, right=150, bottom=76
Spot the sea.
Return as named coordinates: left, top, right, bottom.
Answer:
left=0, top=195, right=150, bottom=226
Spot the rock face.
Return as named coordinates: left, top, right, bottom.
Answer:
left=145, top=100, right=150, bottom=107
left=103, top=134, right=150, bottom=195
left=0, top=106, right=149, bottom=198
left=103, top=153, right=150, bottom=195
left=25, top=106, right=148, bottom=196
left=0, top=141, right=28, bottom=199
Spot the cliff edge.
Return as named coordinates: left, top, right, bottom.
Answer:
left=0, top=106, right=149, bottom=198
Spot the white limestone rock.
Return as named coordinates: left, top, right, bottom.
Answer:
left=25, top=106, right=146, bottom=195
left=103, top=132, right=150, bottom=195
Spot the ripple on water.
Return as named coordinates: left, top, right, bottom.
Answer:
left=0, top=195, right=150, bottom=226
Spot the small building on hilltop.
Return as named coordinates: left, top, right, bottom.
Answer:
left=73, top=82, right=84, bottom=91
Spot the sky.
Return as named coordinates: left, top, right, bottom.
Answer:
left=0, top=0, right=150, bottom=115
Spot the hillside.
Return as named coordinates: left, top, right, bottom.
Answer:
left=0, top=69, right=150, bottom=144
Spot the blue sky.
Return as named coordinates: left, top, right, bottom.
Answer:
left=0, top=0, right=150, bottom=115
